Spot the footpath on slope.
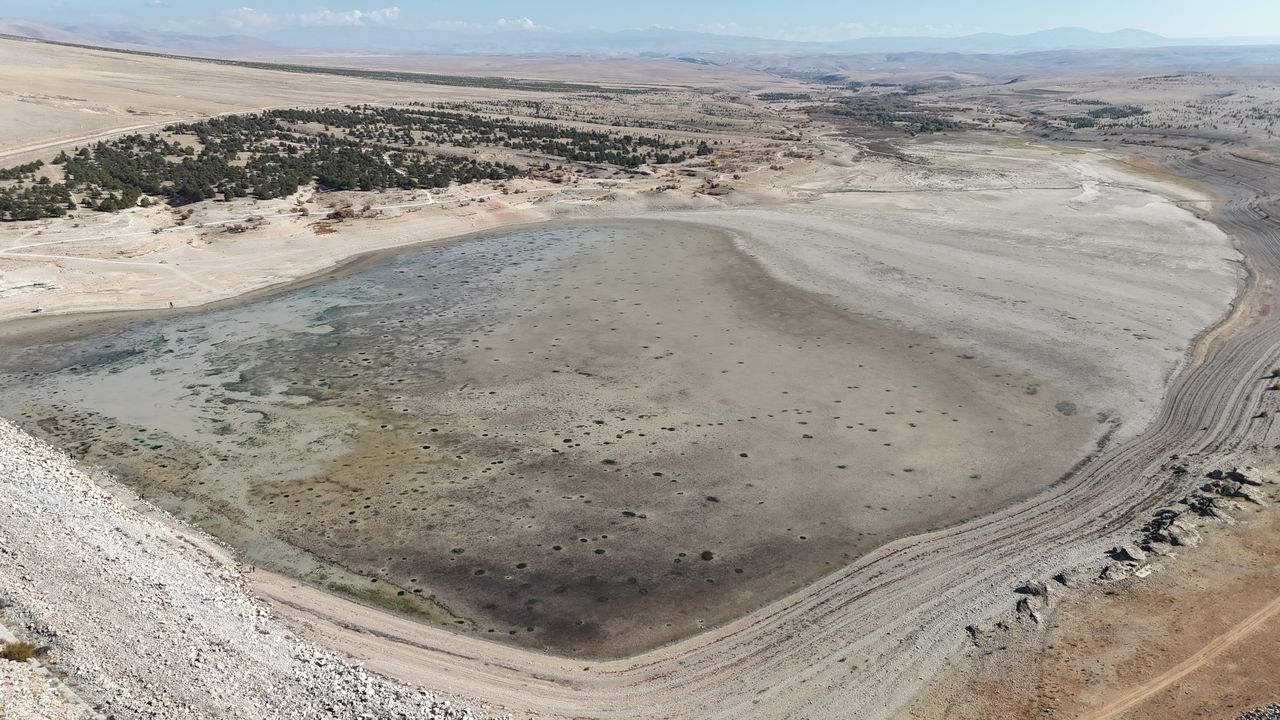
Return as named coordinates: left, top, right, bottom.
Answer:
left=0, top=419, right=506, bottom=720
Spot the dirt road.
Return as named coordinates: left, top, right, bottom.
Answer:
left=1081, top=591, right=1280, bottom=720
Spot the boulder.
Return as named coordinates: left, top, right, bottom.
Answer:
left=1167, top=519, right=1202, bottom=548
left=1227, top=468, right=1261, bottom=485
left=1098, top=564, right=1128, bottom=582
left=1185, top=493, right=1237, bottom=521
left=1015, top=597, right=1041, bottom=624
left=1237, top=485, right=1268, bottom=505
left=1016, top=580, right=1049, bottom=598
left=1110, top=545, right=1147, bottom=563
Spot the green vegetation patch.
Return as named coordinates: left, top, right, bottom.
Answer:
left=1087, top=105, right=1146, bottom=120
left=757, top=92, right=812, bottom=102
left=0, top=104, right=700, bottom=220
left=826, top=95, right=963, bottom=135
left=0, top=641, right=35, bottom=662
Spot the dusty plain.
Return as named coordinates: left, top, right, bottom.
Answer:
left=912, top=483, right=1280, bottom=720
left=0, top=35, right=1278, bottom=720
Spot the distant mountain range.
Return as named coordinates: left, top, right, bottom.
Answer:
left=0, top=20, right=278, bottom=57
left=2, top=19, right=1278, bottom=58
left=249, top=26, right=1197, bottom=56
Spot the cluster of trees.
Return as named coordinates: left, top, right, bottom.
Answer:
left=0, top=159, right=69, bottom=220
left=757, top=92, right=812, bottom=102
left=0, top=104, right=702, bottom=221
left=828, top=96, right=963, bottom=135
left=0, top=182, right=72, bottom=221
left=431, top=99, right=696, bottom=132
left=271, top=105, right=696, bottom=168
left=0, top=160, right=44, bottom=180
left=1087, top=105, right=1146, bottom=120
left=1063, top=105, right=1148, bottom=130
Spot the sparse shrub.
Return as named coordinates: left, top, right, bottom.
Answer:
left=1, top=641, right=35, bottom=662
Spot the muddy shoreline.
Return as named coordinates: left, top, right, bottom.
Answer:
left=0, top=215, right=1106, bottom=658
left=0, top=217, right=571, bottom=352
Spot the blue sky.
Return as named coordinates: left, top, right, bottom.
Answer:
left=3, top=0, right=1278, bottom=40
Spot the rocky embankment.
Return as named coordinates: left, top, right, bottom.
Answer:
left=0, top=419, right=501, bottom=719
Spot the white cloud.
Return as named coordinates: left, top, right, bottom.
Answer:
left=694, top=21, right=980, bottom=42
left=496, top=17, right=542, bottom=32
left=223, top=7, right=273, bottom=30
left=222, top=6, right=401, bottom=30
left=298, top=7, right=401, bottom=27
left=695, top=22, right=744, bottom=36
left=217, top=8, right=552, bottom=34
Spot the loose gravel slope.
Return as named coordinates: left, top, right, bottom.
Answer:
left=0, top=419, right=499, bottom=720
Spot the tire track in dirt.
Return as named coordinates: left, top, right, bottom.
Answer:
left=1081, top=592, right=1280, bottom=720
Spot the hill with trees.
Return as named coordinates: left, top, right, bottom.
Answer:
left=0, top=105, right=699, bottom=221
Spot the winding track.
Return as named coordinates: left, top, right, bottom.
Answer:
left=1082, top=590, right=1280, bottom=720
left=252, top=145, right=1280, bottom=720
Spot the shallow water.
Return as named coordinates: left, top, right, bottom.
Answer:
left=0, top=225, right=604, bottom=612
left=0, top=219, right=1098, bottom=657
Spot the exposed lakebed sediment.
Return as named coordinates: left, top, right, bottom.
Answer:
left=0, top=219, right=1118, bottom=656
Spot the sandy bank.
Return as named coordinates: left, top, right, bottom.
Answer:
left=695, top=139, right=1241, bottom=444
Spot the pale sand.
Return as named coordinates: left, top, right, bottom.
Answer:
left=0, top=39, right=635, bottom=162
left=693, top=139, right=1241, bottom=443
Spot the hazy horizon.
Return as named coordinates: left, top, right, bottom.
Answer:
left=3, top=0, right=1278, bottom=44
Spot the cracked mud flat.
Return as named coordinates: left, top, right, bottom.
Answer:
left=0, top=217, right=1109, bottom=657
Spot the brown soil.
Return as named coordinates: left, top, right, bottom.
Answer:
left=912, top=496, right=1280, bottom=720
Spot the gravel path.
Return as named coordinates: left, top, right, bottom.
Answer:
left=0, top=419, right=502, bottom=719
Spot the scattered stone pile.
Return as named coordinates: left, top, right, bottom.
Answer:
left=0, top=419, right=503, bottom=719
left=1135, top=465, right=1272, bottom=548
left=1239, top=704, right=1280, bottom=720
left=1092, top=464, right=1275, bottom=583
left=1012, top=579, right=1051, bottom=624
left=975, top=460, right=1278, bottom=642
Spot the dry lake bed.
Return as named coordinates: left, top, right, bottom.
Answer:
left=0, top=219, right=1112, bottom=656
